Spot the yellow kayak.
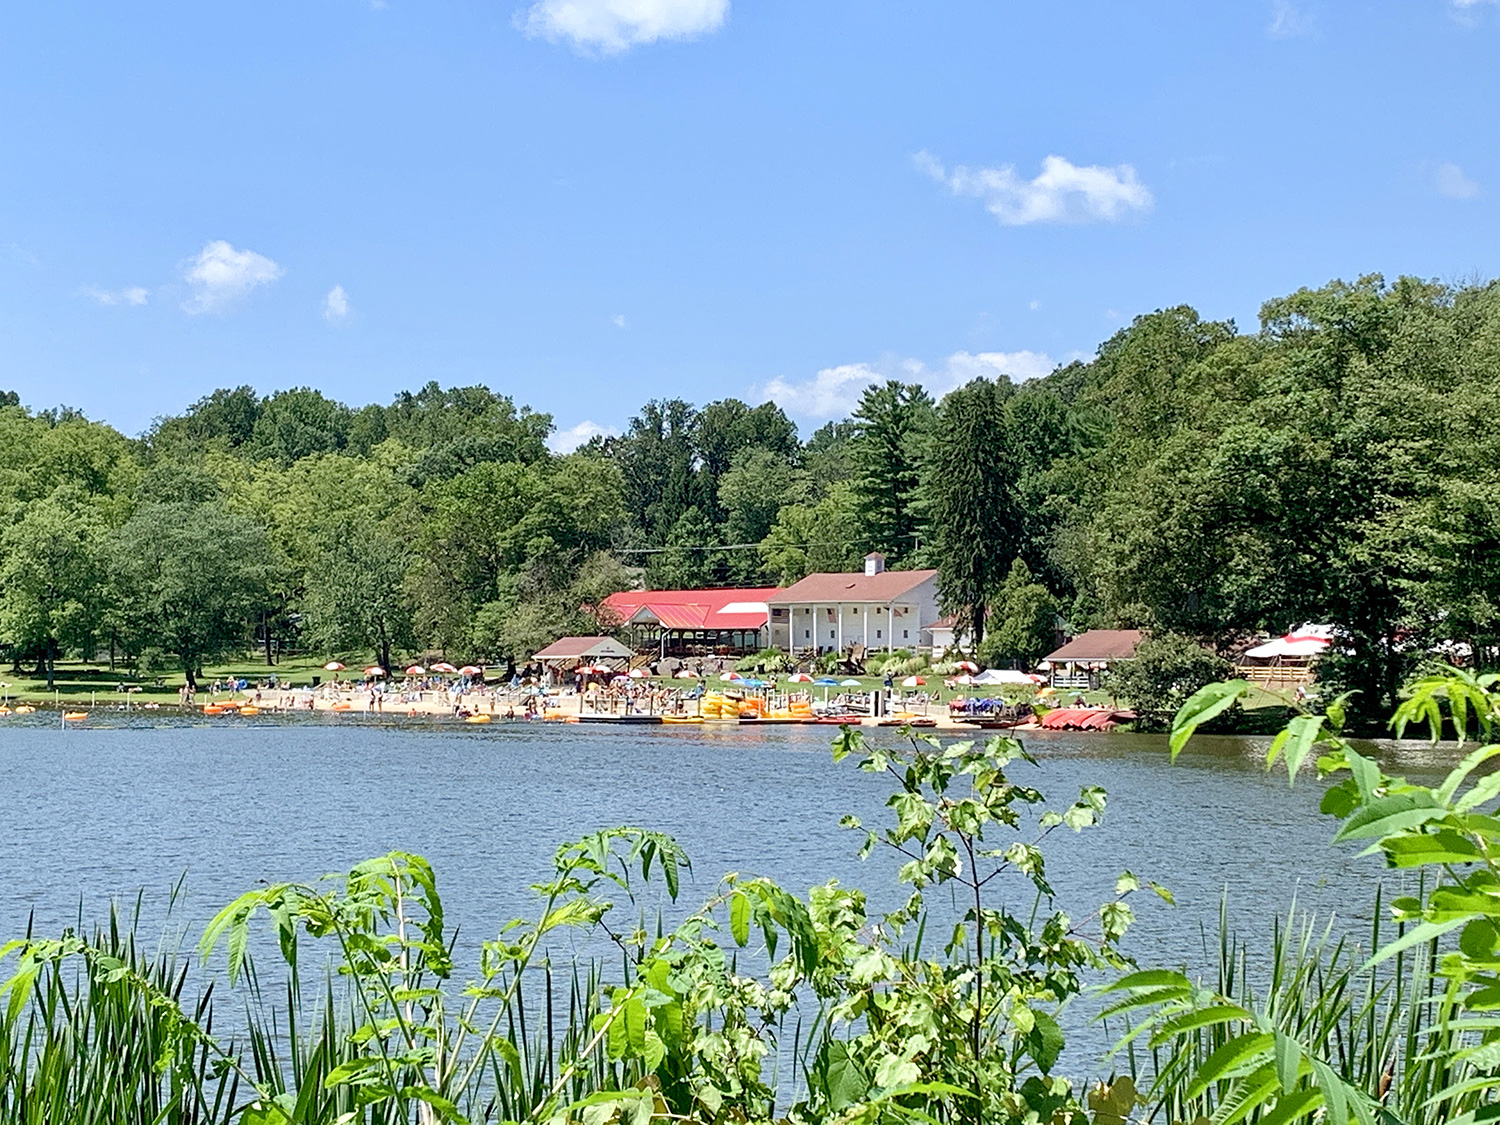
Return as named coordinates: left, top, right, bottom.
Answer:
left=465, top=714, right=492, bottom=724
left=662, top=715, right=703, bottom=724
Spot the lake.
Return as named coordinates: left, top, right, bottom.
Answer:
left=0, top=714, right=1449, bottom=1075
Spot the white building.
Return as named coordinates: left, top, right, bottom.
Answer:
left=766, top=554, right=941, bottom=655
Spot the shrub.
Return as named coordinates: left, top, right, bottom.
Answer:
left=734, top=646, right=790, bottom=673
left=1104, top=631, right=1231, bottom=726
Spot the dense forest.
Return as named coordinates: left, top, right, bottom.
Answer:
left=5, top=273, right=1499, bottom=716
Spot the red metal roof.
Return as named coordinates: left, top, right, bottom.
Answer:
left=601, top=588, right=778, bottom=631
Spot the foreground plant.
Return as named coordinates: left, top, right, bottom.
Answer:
left=1111, top=669, right=1500, bottom=1124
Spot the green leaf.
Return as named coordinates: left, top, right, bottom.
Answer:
left=1170, top=680, right=1250, bottom=760
left=729, top=890, right=750, bottom=948
left=1028, top=1010, right=1065, bottom=1074
left=1272, top=1030, right=1300, bottom=1094
left=1184, top=1032, right=1274, bottom=1101
left=1266, top=714, right=1325, bottom=785
left=1332, top=792, right=1445, bottom=843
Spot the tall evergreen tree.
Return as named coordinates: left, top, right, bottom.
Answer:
left=849, top=380, right=934, bottom=564
left=926, top=379, right=1020, bottom=643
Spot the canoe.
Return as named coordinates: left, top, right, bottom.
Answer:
left=203, top=704, right=226, bottom=715
left=464, top=714, right=491, bottom=724
left=239, top=706, right=260, bottom=716
left=331, top=702, right=353, bottom=712
left=63, top=711, right=88, bottom=721
left=661, top=715, right=703, bottom=725
left=14, top=705, right=36, bottom=714
left=0, top=707, right=10, bottom=716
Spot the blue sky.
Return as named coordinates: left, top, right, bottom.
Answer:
left=2, top=1, right=1497, bottom=445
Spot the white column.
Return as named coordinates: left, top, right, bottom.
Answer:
left=837, top=604, right=843, bottom=654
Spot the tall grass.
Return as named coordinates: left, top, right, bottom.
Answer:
left=0, top=901, right=238, bottom=1125
left=1119, top=889, right=1492, bottom=1124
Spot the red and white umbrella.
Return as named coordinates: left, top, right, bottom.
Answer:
left=901, top=675, right=926, bottom=687
left=431, top=662, right=458, bottom=674
left=405, top=665, right=426, bottom=676
left=788, top=672, right=815, bottom=683
left=952, top=660, right=979, bottom=673
left=674, top=669, right=698, bottom=679
left=719, top=671, right=743, bottom=682
left=628, top=668, right=646, bottom=679
left=949, top=674, right=976, bottom=686
left=364, top=665, right=386, bottom=676
left=578, top=665, right=612, bottom=675
left=459, top=665, right=482, bottom=676
left=323, top=661, right=345, bottom=671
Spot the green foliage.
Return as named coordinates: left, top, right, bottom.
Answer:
left=1106, top=633, right=1232, bottom=725
left=110, top=502, right=274, bottom=686
left=849, top=381, right=934, bottom=565
left=733, top=647, right=791, bottom=673
left=926, top=378, right=1020, bottom=643
left=975, top=559, right=1059, bottom=670
left=1148, top=667, right=1500, bottom=1123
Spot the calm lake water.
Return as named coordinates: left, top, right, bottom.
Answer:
left=0, top=714, right=1454, bottom=1075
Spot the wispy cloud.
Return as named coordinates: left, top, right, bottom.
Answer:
left=758, top=350, right=1062, bottom=422
left=548, top=419, right=620, bottom=453
left=519, top=0, right=728, bottom=54
left=612, top=313, right=627, bottom=328
left=1435, top=161, right=1480, bottom=199
left=323, top=284, right=351, bottom=321
left=80, top=285, right=149, bottom=307
left=916, top=151, right=1153, bottom=226
left=182, top=240, right=283, bottom=314
left=1267, top=1, right=1314, bottom=38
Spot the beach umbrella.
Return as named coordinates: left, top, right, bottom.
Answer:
left=788, top=672, right=814, bottom=683
left=950, top=674, right=976, bottom=686
left=719, top=672, right=742, bottom=682
left=840, top=678, right=862, bottom=687
left=364, top=665, right=386, bottom=677
left=628, top=668, right=646, bottom=679
left=813, top=677, right=839, bottom=686
left=674, top=669, right=698, bottom=679
left=459, top=665, right=482, bottom=676
left=902, top=675, right=926, bottom=687
left=431, top=662, right=458, bottom=674
left=323, top=662, right=345, bottom=671
left=405, top=665, right=426, bottom=676
left=952, top=660, right=979, bottom=673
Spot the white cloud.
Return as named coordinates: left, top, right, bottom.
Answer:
left=519, top=0, right=728, bottom=53
left=1453, top=0, right=1498, bottom=7
left=1267, top=1, right=1313, bottom=38
left=917, top=151, right=1153, bottom=226
left=182, top=240, right=283, bottom=314
left=612, top=313, right=627, bottom=328
left=549, top=419, right=620, bottom=453
left=323, top=284, right=351, bottom=321
left=1436, top=161, right=1480, bottom=199
left=758, top=350, right=1060, bottom=422
left=81, top=285, right=149, bottom=307
left=1028, top=299, right=1041, bottom=311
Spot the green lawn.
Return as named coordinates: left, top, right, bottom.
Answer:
left=0, top=652, right=361, bottom=706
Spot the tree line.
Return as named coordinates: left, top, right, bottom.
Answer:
left=5, top=274, right=1498, bottom=715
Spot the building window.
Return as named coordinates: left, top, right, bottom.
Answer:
left=829, top=630, right=836, bottom=640
left=876, top=629, right=882, bottom=639
left=903, top=630, right=909, bottom=639
left=804, top=630, right=810, bottom=639
left=852, top=606, right=859, bottom=614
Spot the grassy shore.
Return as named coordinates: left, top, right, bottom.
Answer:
left=0, top=653, right=353, bottom=706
